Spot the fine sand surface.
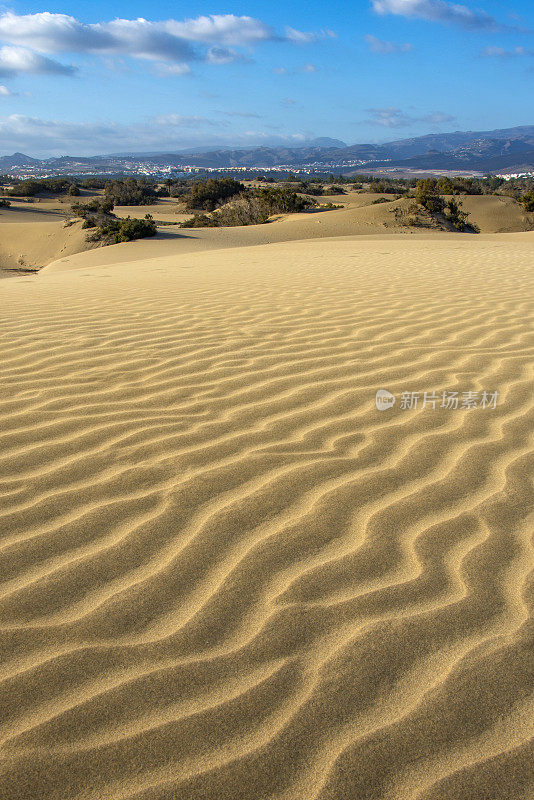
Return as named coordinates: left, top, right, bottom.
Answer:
left=0, top=235, right=533, bottom=800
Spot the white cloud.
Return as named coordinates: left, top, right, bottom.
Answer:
left=0, top=84, right=14, bottom=96
left=366, top=107, right=412, bottom=128
left=365, top=34, right=413, bottom=53
left=0, top=44, right=75, bottom=76
left=0, top=113, right=318, bottom=156
left=153, top=62, right=192, bottom=76
left=371, top=0, right=503, bottom=31
left=166, top=15, right=275, bottom=45
left=205, top=46, right=244, bottom=65
left=0, top=12, right=320, bottom=77
left=285, top=27, right=317, bottom=44
left=365, top=107, right=456, bottom=128
left=219, top=110, right=262, bottom=118
left=273, top=63, right=319, bottom=76
left=482, top=45, right=533, bottom=58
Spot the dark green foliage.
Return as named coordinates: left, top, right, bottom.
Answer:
left=371, top=197, right=392, bottom=205
left=103, top=178, right=158, bottom=206
left=255, top=187, right=316, bottom=213
left=435, top=177, right=455, bottom=194
left=87, top=214, right=157, bottom=244
left=79, top=178, right=109, bottom=190
left=68, top=184, right=80, bottom=196
left=71, top=198, right=114, bottom=218
left=181, top=187, right=317, bottom=228
left=444, top=198, right=478, bottom=231
left=182, top=195, right=270, bottom=227
left=185, top=178, right=245, bottom=211
left=414, top=179, right=446, bottom=213
left=519, top=192, right=534, bottom=212
left=6, top=178, right=76, bottom=197
left=0, top=198, right=11, bottom=208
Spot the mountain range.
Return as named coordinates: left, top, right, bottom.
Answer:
left=2, top=127, right=534, bottom=174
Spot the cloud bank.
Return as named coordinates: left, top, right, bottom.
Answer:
left=371, top=0, right=504, bottom=32
left=365, top=34, right=413, bottom=53
left=0, top=11, right=318, bottom=77
left=365, top=107, right=456, bottom=128
left=0, top=113, right=314, bottom=157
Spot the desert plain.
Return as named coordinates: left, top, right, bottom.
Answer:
left=0, top=192, right=533, bottom=800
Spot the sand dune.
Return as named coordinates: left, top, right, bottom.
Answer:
left=0, top=235, right=533, bottom=800
left=0, top=219, right=90, bottom=274
left=1, top=191, right=529, bottom=277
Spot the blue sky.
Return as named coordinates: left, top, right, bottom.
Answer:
left=0, top=0, right=532, bottom=156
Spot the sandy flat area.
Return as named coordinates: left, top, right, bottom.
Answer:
left=0, top=234, right=533, bottom=800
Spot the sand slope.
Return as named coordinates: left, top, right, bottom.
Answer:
left=0, top=219, right=90, bottom=272
left=0, top=236, right=533, bottom=800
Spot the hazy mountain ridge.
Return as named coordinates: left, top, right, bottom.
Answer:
left=2, top=127, right=534, bottom=173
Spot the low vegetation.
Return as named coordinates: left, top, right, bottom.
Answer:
left=71, top=198, right=115, bottom=220
left=185, top=178, right=245, bottom=211
left=5, top=178, right=79, bottom=197
left=181, top=186, right=317, bottom=228
left=103, top=178, right=158, bottom=206
left=86, top=215, right=157, bottom=244
left=396, top=180, right=479, bottom=232
left=70, top=196, right=157, bottom=244
left=518, top=191, right=534, bottom=212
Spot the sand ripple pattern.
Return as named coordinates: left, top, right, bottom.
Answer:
left=0, top=237, right=533, bottom=800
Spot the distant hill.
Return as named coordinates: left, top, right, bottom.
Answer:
left=2, top=127, right=534, bottom=174
left=0, top=152, right=39, bottom=170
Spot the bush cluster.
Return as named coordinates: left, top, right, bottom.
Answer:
left=6, top=178, right=78, bottom=197
left=181, top=186, right=317, bottom=228
left=71, top=198, right=115, bottom=218
left=86, top=214, right=157, bottom=244
left=185, top=178, right=245, bottom=211
left=519, top=192, right=534, bottom=212
left=409, top=180, right=479, bottom=232
left=103, top=179, right=158, bottom=206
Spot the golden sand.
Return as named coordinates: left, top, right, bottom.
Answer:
left=0, top=234, right=533, bottom=799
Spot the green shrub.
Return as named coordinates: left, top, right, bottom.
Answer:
left=71, top=198, right=115, bottom=217
left=185, top=178, right=245, bottom=211
left=519, top=192, right=534, bottom=212
left=414, top=179, right=446, bottom=214
left=87, top=214, right=157, bottom=244
left=6, top=178, right=74, bottom=197
left=0, top=198, right=11, bottom=208
left=182, top=195, right=270, bottom=227
left=103, top=179, right=158, bottom=206
left=255, top=187, right=316, bottom=214
left=444, top=198, right=471, bottom=231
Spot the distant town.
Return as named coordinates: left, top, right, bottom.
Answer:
left=3, top=124, right=534, bottom=181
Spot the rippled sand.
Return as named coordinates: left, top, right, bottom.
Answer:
left=0, top=235, right=533, bottom=800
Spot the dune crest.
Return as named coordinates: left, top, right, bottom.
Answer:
left=0, top=235, right=533, bottom=800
